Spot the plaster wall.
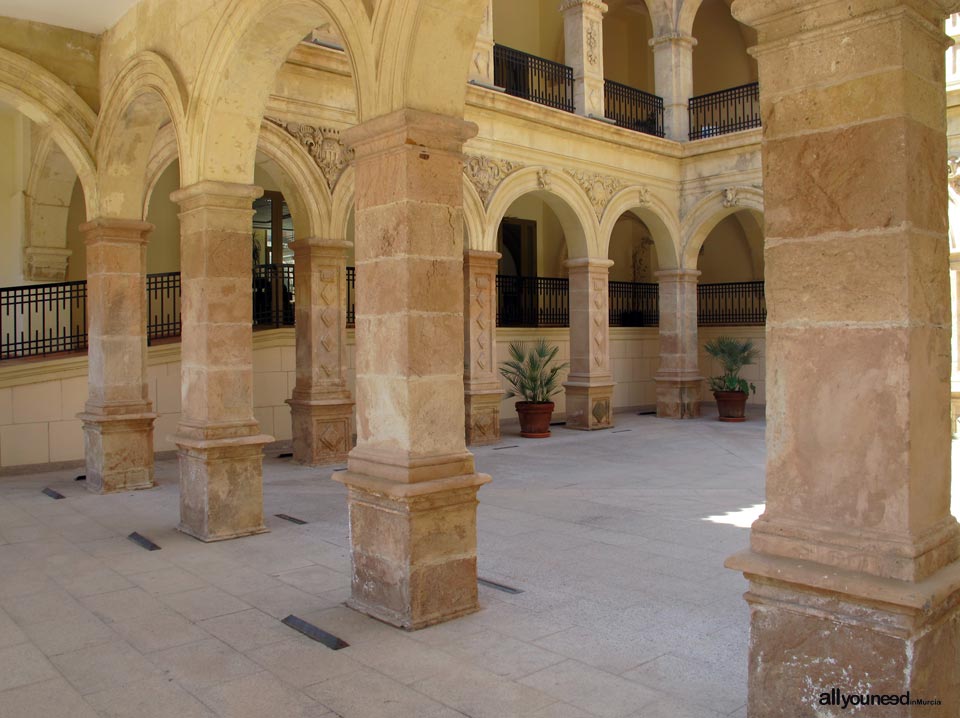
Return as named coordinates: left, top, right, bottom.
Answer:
left=602, top=1, right=655, bottom=93
left=697, top=214, right=759, bottom=282
left=690, top=0, right=757, bottom=96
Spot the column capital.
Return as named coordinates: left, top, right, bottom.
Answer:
left=464, top=249, right=501, bottom=263
left=648, top=33, right=697, bottom=49
left=342, top=109, right=478, bottom=159
left=565, top=257, right=614, bottom=271
left=79, top=218, right=154, bottom=244
left=655, top=268, right=701, bottom=281
left=170, top=180, right=263, bottom=209
left=290, top=238, right=352, bottom=254
left=560, top=0, right=608, bottom=15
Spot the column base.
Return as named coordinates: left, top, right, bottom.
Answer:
left=727, top=550, right=960, bottom=716
left=564, top=382, right=614, bottom=431
left=333, top=470, right=492, bottom=630
left=655, top=376, right=703, bottom=419
left=175, top=432, right=272, bottom=542
left=79, top=412, right=156, bottom=493
left=287, top=398, right=354, bottom=466
left=465, top=390, right=502, bottom=446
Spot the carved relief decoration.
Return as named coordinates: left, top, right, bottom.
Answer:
left=722, top=187, right=741, bottom=208
left=591, top=277, right=607, bottom=368
left=537, top=168, right=552, bottom=191
left=464, top=155, right=523, bottom=204
left=567, top=170, right=625, bottom=218
left=268, top=118, right=348, bottom=191
left=472, top=273, right=494, bottom=374
left=317, top=268, right=339, bottom=378
left=636, top=186, right=651, bottom=206
left=949, top=156, right=960, bottom=194
left=592, top=398, right=611, bottom=426
left=586, top=22, right=599, bottom=66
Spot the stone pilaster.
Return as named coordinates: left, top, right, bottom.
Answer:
left=78, top=219, right=156, bottom=493
left=726, top=0, right=960, bottom=712
left=654, top=269, right=701, bottom=418
left=464, top=250, right=502, bottom=446
left=337, top=110, right=490, bottom=630
left=170, top=181, right=272, bottom=542
left=469, top=0, right=496, bottom=87
left=951, top=260, right=960, bottom=436
left=562, top=0, right=608, bottom=118
left=286, top=238, right=354, bottom=465
left=24, top=247, right=71, bottom=282
left=564, top=258, right=614, bottom=430
left=649, top=34, right=696, bottom=142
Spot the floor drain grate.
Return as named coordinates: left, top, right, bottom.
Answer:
left=128, top=532, right=161, bottom=551
left=275, top=514, right=307, bottom=525
left=277, top=453, right=293, bottom=459
left=281, top=615, right=349, bottom=650
left=75, top=475, right=86, bottom=482
left=478, top=577, right=524, bottom=595
left=612, top=429, right=632, bottom=434
left=492, top=445, right=519, bottom=451
left=42, top=488, right=65, bottom=500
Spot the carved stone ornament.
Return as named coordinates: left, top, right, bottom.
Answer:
left=722, top=187, right=741, bottom=208
left=949, top=156, right=960, bottom=194
left=566, top=170, right=625, bottom=218
left=538, top=168, right=552, bottom=191
left=268, top=118, right=348, bottom=191
left=464, top=155, right=523, bottom=204
left=586, top=22, right=599, bottom=66
left=636, top=186, right=651, bottom=206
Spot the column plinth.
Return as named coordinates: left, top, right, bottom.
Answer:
left=562, top=0, right=608, bottom=118
left=79, top=218, right=156, bottom=493
left=340, top=109, right=489, bottom=629
left=170, top=181, right=272, bottom=542
left=654, top=269, right=702, bottom=418
left=464, top=250, right=502, bottom=445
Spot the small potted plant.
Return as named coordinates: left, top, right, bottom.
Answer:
left=704, top=336, right=758, bottom=422
left=499, top=338, right=569, bottom=438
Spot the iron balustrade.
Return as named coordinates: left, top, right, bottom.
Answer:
left=346, top=266, right=355, bottom=327
left=609, top=281, right=659, bottom=327
left=697, top=281, right=766, bottom=326
left=252, top=264, right=295, bottom=328
left=496, top=275, right=570, bottom=328
left=688, top=82, right=761, bottom=141
left=604, top=80, right=665, bottom=138
left=147, top=272, right=182, bottom=343
left=0, top=280, right=87, bottom=359
left=493, top=44, right=575, bottom=113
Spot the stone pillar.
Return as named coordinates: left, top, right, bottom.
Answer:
left=286, top=238, right=354, bottom=464
left=650, top=34, right=696, bottom=142
left=337, top=110, right=490, bottom=630
left=170, top=181, right=272, bottom=542
left=951, top=262, right=960, bottom=436
left=562, top=0, right=608, bottom=118
left=464, top=250, right=502, bottom=445
left=654, top=269, right=701, bottom=418
left=564, top=258, right=614, bottom=430
left=469, top=0, right=496, bottom=87
left=78, top=219, right=156, bottom=493
left=726, top=0, right=960, bottom=712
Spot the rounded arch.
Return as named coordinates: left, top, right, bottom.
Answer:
left=676, top=0, right=703, bottom=36
left=23, top=131, right=79, bottom=281
left=681, top=186, right=763, bottom=269
left=600, top=186, right=680, bottom=269
left=462, top=176, right=485, bottom=253
left=0, top=47, right=98, bottom=218
left=94, top=51, right=188, bottom=220
left=645, top=0, right=679, bottom=36
left=484, top=167, right=599, bottom=259
left=330, top=164, right=355, bottom=243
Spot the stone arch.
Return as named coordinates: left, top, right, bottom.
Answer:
left=600, top=186, right=681, bottom=270
left=676, top=0, right=703, bottom=36
left=94, top=51, right=188, bottom=220
left=462, top=176, right=485, bottom=253
left=330, top=164, right=355, bottom=243
left=484, top=167, right=599, bottom=259
left=644, top=0, right=680, bottom=36
left=681, top=186, right=763, bottom=269
left=0, top=47, right=98, bottom=218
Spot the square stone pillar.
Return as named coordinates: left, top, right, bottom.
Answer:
left=726, top=0, right=960, bottom=712
left=564, top=258, right=614, bottom=430
left=78, top=219, right=156, bottom=493
left=562, top=0, right=608, bottom=118
left=286, top=238, right=354, bottom=465
left=170, top=181, right=273, bottom=542
left=464, top=250, right=503, bottom=445
left=469, top=0, right=496, bottom=87
left=650, top=34, right=696, bottom=142
left=654, top=269, right=702, bottom=418
left=337, top=110, right=491, bottom=630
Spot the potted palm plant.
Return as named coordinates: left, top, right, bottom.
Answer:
left=499, top=338, right=569, bottom=438
left=704, top=336, right=758, bottom=422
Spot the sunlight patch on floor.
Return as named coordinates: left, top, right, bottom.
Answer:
left=703, top=503, right=766, bottom=529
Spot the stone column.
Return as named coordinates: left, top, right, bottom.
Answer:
left=654, top=269, right=701, bottom=418
left=286, top=238, right=354, bottom=464
left=170, top=181, right=272, bottom=542
left=469, top=0, right=496, bottom=87
left=726, top=0, right=960, bottom=712
left=464, top=250, right=502, bottom=445
left=564, top=258, right=614, bottom=430
left=337, top=110, right=490, bottom=630
left=562, top=0, right=608, bottom=118
left=951, top=262, right=960, bottom=436
left=78, top=219, right=156, bottom=493
left=649, top=34, right=696, bottom=141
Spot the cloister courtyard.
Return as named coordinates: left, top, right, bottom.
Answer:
left=0, top=409, right=774, bottom=718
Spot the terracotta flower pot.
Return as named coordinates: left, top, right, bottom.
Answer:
left=713, top=391, right=748, bottom=422
left=516, top=401, right=555, bottom=438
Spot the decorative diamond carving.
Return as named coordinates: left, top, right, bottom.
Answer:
left=464, top=155, right=523, bottom=204
left=567, top=170, right=625, bottom=218
left=268, top=118, right=348, bottom=191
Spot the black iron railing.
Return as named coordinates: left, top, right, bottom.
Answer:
left=689, top=82, right=761, bottom=140
left=496, top=276, right=570, bottom=328
left=697, top=281, right=765, bottom=326
left=0, top=280, right=87, bottom=359
left=346, top=266, right=355, bottom=327
left=147, top=272, right=182, bottom=343
left=609, top=281, right=659, bottom=327
left=253, top=264, right=295, bottom=328
left=604, top=80, right=664, bottom=138
left=493, top=44, right=575, bottom=113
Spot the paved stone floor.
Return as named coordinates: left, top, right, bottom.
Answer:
left=0, top=409, right=768, bottom=718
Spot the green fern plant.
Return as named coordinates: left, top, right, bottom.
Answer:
left=704, top=336, right=758, bottom=394
left=499, top=338, right=569, bottom=403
